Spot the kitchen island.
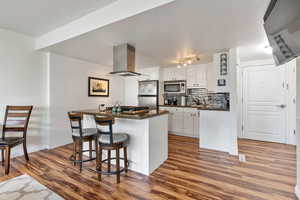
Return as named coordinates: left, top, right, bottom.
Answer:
left=75, top=109, right=169, bottom=176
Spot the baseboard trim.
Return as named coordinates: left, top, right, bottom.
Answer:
left=168, top=132, right=199, bottom=138
left=295, top=185, right=300, bottom=199
left=11, top=145, right=47, bottom=158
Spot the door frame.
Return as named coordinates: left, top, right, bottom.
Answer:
left=238, top=59, right=296, bottom=145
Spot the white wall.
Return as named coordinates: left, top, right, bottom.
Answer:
left=48, top=53, right=124, bottom=148
left=0, top=28, right=127, bottom=153
left=0, top=29, right=48, bottom=157
left=286, top=60, right=297, bottom=145
left=199, top=49, right=239, bottom=155
left=296, top=58, right=300, bottom=198
left=206, top=62, right=216, bottom=92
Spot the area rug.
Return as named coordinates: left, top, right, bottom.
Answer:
left=0, top=174, right=63, bottom=200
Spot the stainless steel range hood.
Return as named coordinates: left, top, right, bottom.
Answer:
left=110, top=43, right=141, bottom=76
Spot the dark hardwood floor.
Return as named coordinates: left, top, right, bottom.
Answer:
left=0, top=134, right=297, bottom=200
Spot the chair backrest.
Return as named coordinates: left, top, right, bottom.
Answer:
left=2, top=106, right=33, bottom=139
left=68, top=112, right=84, bottom=137
left=95, top=116, right=114, bottom=144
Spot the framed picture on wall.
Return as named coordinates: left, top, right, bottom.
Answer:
left=88, top=77, right=109, bottom=97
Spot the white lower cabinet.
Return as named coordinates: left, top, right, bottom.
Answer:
left=160, top=107, right=200, bottom=138
left=183, top=112, right=194, bottom=136
left=171, top=108, right=184, bottom=133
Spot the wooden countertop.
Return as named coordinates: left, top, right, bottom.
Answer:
left=73, top=109, right=169, bottom=120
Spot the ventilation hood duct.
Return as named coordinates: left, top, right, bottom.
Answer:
left=110, top=43, right=141, bottom=76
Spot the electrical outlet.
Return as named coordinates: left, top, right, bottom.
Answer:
left=239, top=154, right=246, bottom=162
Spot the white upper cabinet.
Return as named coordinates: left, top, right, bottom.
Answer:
left=161, top=64, right=209, bottom=89
left=186, top=64, right=207, bottom=88
left=138, top=67, right=160, bottom=80
left=163, top=67, right=186, bottom=81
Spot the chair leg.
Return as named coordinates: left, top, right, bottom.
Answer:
left=89, top=140, right=93, bottom=159
left=5, top=147, right=11, bottom=175
left=1, top=149, right=4, bottom=166
left=116, top=148, right=120, bottom=184
left=23, top=140, right=29, bottom=161
left=107, top=150, right=111, bottom=173
left=79, top=141, right=83, bottom=172
left=124, top=147, right=128, bottom=173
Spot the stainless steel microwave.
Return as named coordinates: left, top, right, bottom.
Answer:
left=164, top=81, right=186, bottom=94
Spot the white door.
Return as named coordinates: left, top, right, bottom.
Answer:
left=242, top=65, right=287, bottom=143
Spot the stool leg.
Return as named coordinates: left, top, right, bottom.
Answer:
left=116, top=148, right=120, bottom=184
left=107, top=150, right=111, bottom=173
left=98, top=147, right=102, bottom=181
left=1, top=149, right=4, bottom=166
left=79, top=141, right=83, bottom=172
left=72, top=141, right=77, bottom=166
left=89, top=140, right=93, bottom=159
left=95, top=139, right=99, bottom=165
left=5, top=147, right=11, bottom=175
left=124, top=147, right=128, bottom=173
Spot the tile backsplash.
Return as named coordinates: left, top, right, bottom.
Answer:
left=187, top=88, right=230, bottom=110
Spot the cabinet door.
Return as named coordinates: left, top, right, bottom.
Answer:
left=160, top=107, right=172, bottom=132
left=163, top=67, right=186, bottom=81
left=193, top=111, right=200, bottom=138
left=163, top=68, right=172, bottom=81
left=183, top=112, right=195, bottom=137
left=186, top=67, right=196, bottom=88
left=196, top=65, right=207, bottom=87
left=174, top=68, right=186, bottom=80
left=186, top=65, right=207, bottom=88
left=172, top=109, right=184, bottom=133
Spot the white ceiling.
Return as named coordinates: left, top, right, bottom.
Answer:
left=0, top=0, right=117, bottom=36
left=45, top=0, right=273, bottom=67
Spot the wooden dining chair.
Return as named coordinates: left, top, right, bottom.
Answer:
left=0, top=106, right=33, bottom=175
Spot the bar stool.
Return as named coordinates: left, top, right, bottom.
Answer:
left=95, top=116, right=129, bottom=184
left=68, top=112, right=99, bottom=172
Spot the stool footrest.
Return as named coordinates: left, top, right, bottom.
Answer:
left=69, top=149, right=96, bottom=163
left=95, top=157, right=129, bottom=175
left=95, top=167, right=126, bottom=175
